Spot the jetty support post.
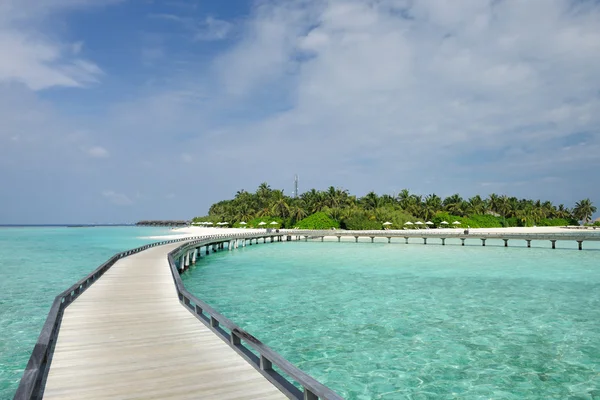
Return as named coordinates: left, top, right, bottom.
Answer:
left=577, top=241, right=583, bottom=251
left=441, top=238, right=445, bottom=246
left=387, top=237, right=391, bottom=243
left=503, top=239, right=508, bottom=247
left=405, top=237, right=409, bottom=244
left=337, top=236, right=341, bottom=242
left=191, top=249, right=197, bottom=263
left=461, top=238, right=465, bottom=246
left=481, top=239, right=486, bottom=247
left=551, top=240, right=556, bottom=249
left=526, top=240, right=531, bottom=248
left=370, top=237, right=374, bottom=243
left=423, top=238, right=427, bottom=245
left=321, top=236, right=324, bottom=242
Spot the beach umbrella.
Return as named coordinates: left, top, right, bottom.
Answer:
left=452, top=221, right=461, bottom=225
left=205, top=222, right=213, bottom=225
left=440, top=221, right=449, bottom=225
left=239, top=221, right=247, bottom=225
left=270, top=221, right=279, bottom=225
left=415, top=221, right=423, bottom=225
left=426, top=221, right=434, bottom=225
left=258, top=222, right=266, bottom=226
left=404, top=222, right=413, bottom=225
left=383, top=221, right=392, bottom=226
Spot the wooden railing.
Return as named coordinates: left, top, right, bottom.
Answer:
left=169, top=236, right=343, bottom=400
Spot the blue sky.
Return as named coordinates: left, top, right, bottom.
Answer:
left=1, top=0, right=599, bottom=224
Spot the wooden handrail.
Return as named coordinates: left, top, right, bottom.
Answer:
left=168, top=237, right=344, bottom=400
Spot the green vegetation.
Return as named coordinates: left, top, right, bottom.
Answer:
left=194, top=183, right=590, bottom=229
left=296, top=212, right=340, bottom=230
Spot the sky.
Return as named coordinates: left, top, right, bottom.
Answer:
left=0, top=0, right=599, bottom=224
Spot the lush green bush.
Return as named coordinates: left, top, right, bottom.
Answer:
left=296, top=212, right=340, bottom=229
left=341, top=212, right=382, bottom=230
left=466, top=214, right=503, bottom=228
left=537, top=218, right=576, bottom=227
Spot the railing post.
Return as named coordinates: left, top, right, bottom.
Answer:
left=304, top=388, right=319, bottom=400
left=231, top=332, right=241, bottom=346
left=260, top=355, right=273, bottom=371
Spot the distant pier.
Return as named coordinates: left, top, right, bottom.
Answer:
left=282, top=229, right=600, bottom=250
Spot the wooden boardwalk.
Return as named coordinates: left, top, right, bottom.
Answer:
left=43, top=242, right=285, bottom=400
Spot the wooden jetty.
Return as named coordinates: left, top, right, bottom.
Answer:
left=15, top=233, right=342, bottom=400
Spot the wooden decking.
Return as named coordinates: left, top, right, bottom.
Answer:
left=43, top=242, right=285, bottom=400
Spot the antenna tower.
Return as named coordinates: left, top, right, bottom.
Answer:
left=294, top=174, right=299, bottom=198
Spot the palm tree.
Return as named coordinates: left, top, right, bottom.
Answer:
left=361, top=191, right=380, bottom=210
left=573, top=199, right=597, bottom=224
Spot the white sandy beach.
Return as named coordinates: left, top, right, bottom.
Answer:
left=142, top=225, right=595, bottom=241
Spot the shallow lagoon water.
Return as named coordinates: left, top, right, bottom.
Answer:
left=0, top=226, right=172, bottom=398
left=1, top=229, right=599, bottom=399
left=182, top=239, right=600, bottom=399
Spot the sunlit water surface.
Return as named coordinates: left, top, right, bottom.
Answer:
left=182, top=238, right=600, bottom=399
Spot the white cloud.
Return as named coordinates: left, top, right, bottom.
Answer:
left=207, top=0, right=600, bottom=172
left=102, top=190, right=133, bottom=206
left=195, top=16, right=232, bottom=41
left=87, top=146, right=109, bottom=158
left=2, top=0, right=600, bottom=223
left=0, top=0, right=108, bottom=90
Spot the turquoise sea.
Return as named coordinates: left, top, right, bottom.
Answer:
left=0, top=226, right=174, bottom=399
left=1, top=229, right=599, bottom=399
left=181, top=239, right=600, bottom=400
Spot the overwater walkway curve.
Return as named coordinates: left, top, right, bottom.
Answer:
left=14, top=233, right=342, bottom=400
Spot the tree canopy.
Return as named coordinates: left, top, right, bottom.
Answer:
left=193, top=183, right=592, bottom=229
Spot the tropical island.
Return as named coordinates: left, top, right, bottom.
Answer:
left=192, top=183, right=598, bottom=230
